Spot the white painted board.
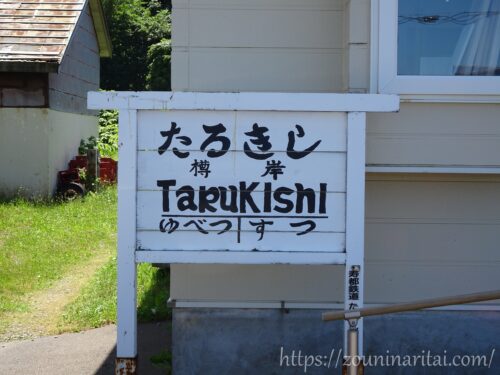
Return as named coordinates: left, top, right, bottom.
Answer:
left=135, top=109, right=348, bottom=258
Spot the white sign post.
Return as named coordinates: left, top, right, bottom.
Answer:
left=88, top=92, right=399, bottom=373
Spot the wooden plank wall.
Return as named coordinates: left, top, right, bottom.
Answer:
left=48, top=4, right=99, bottom=115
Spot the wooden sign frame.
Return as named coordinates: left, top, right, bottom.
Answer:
left=88, top=91, right=399, bottom=366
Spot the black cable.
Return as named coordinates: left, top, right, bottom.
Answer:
left=399, top=11, right=499, bottom=25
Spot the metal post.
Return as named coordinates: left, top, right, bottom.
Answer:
left=343, top=318, right=363, bottom=375
left=86, top=148, right=99, bottom=192
left=347, top=320, right=358, bottom=375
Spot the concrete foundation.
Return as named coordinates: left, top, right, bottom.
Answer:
left=172, top=308, right=499, bottom=374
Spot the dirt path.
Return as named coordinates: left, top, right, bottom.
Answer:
left=0, top=253, right=111, bottom=341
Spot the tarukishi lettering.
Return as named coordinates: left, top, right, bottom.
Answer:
left=156, top=179, right=328, bottom=215
left=261, top=160, right=286, bottom=180
left=244, top=123, right=274, bottom=160
left=198, top=186, right=219, bottom=213
left=219, top=186, right=238, bottom=213
left=249, top=219, right=274, bottom=240
left=200, top=123, right=230, bottom=158
left=190, top=159, right=211, bottom=178
left=273, top=187, right=294, bottom=213
left=159, top=217, right=231, bottom=235
left=184, top=219, right=209, bottom=234
left=157, top=122, right=192, bottom=158
left=157, top=179, right=176, bottom=211
left=159, top=218, right=179, bottom=233
left=286, top=124, right=321, bottom=160
left=176, top=186, right=197, bottom=211
left=154, top=119, right=334, bottom=243
left=289, top=220, right=316, bottom=235
left=239, top=181, right=261, bottom=213
left=295, top=184, right=316, bottom=213
left=157, top=121, right=322, bottom=162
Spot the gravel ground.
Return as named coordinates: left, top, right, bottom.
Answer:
left=0, top=322, right=171, bottom=375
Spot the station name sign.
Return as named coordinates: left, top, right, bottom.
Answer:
left=136, top=110, right=348, bottom=254
left=88, top=91, right=399, bottom=264
left=88, top=92, right=399, bottom=363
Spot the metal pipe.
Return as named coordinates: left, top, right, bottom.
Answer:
left=347, top=322, right=359, bottom=375
left=323, top=289, right=500, bottom=322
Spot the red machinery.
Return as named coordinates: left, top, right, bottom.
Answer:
left=57, top=155, right=117, bottom=199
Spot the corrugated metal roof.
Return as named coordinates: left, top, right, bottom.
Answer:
left=0, top=0, right=111, bottom=71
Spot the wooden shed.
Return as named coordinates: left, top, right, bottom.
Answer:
left=0, top=0, right=111, bottom=197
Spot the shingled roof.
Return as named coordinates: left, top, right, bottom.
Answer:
left=0, top=0, right=111, bottom=72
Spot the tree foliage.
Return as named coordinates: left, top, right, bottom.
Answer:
left=100, top=0, right=171, bottom=91
left=146, top=39, right=171, bottom=90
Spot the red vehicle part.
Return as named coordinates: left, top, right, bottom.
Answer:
left=99, top=158, right=118, bottom=182
left=57, top=155, right=117, bottom=199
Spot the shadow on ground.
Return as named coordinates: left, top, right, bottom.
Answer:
left=95, top=321, right=172, bottom=375
left=97, top=266, right=172, bottom=374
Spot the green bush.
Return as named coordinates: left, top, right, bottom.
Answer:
left=98, top=110, right=119, bottom=159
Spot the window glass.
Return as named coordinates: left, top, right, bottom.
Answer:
left=398, top=0, right=500, bottom=76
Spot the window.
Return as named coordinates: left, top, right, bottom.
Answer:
left=0, top=73, right=48, bottom=108
left=378, top=0, right=500, bottom=96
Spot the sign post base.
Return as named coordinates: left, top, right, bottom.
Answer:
left=115, top=357, right=137, bottom=375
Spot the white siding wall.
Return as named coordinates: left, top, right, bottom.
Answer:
left=344, top=0, right=370, bottom=92
left=170, top=0, right=500, bottom=305
left=170, top=174, right=500, bottom=304
left=367, top=103, right=500, bottom=168
left=0, top=108, right=96, bottom=197
left=47, top=110, right=98, bottom=194
left=172, top=0, right=346, bottom=92
left=0, top=109, right=50, bottom=197
left=365, top=174, right=500, bottom=303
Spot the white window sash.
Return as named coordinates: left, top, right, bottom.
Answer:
left=377, top=0, right=500, bottom=96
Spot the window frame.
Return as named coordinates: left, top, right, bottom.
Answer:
left=377, top=0, right=500, bottom=97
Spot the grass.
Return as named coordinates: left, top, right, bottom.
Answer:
left=0, top=187, right=117, bottom=323
left=60, top=259, right=170, bottom=331
left=0, top=185, right=170, bottom=337
left=150, top=350, right=172, bottom=373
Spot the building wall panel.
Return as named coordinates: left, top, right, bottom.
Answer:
left=344, top=0, right=370, bottom=92
left=48, top=4, right=100, bottom=115
left=179, top=47, right=344, bottom=92
left=169, top=0, right=500, bottom=308
left=0, top=108, right=97, bottom=197
left=0, top=108, right=50, bottom=197
left=172, top=0, right=345, bottom=92
left=47, top=109, right=97, bottom=194
left=367, top=103, right=500, bottom=167
left=171, top=175, right=500, bottom=304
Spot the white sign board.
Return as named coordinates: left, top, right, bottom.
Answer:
left=137, top=110, right=347, bottom=260
left=88, top=91, right=399, bottom=362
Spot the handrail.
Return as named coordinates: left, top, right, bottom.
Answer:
left=322, top=289, right=500, bottom=322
